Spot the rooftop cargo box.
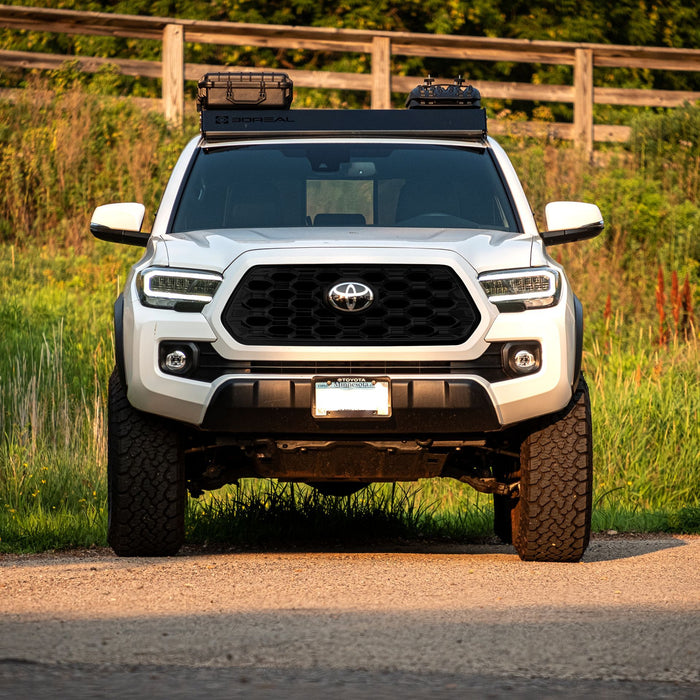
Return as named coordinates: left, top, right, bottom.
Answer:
left=197, top=72, right=293, bottom=110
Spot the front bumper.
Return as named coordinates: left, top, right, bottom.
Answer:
left=200, top=377, right=501, bottom=436
left=122, top=301, right=575, bottom=431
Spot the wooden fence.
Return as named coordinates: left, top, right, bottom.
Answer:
left=1, top=4, right=700, bottom=156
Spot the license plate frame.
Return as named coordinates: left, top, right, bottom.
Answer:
left=312, top=377, right=391, bottom=419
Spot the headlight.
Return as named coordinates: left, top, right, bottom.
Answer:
left=136, top=267, right=222, bottom=311
left=478, top=268, right=560, bottom=310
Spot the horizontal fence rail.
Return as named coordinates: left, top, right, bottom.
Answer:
left=1, top=4, right=700, bottom=155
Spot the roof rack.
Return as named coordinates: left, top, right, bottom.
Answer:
left=197, top=72, right=487, bottom=140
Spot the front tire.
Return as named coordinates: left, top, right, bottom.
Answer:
left=107, top=369, right=185, bottom=556
left=512, top=377, right=593, bottom=562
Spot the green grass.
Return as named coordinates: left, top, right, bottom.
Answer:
left=0, top=245, right=123, bottom=552
left=0, top=244, right=698, bottom=554
left=588, top=324, right=700, bottom=514
left=186, top=480, right=495, bottom=549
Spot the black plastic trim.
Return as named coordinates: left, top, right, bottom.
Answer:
left=114, top=294, right=127, bottom=390
left=200, top=378, right=502, bottom=436
left=573, top=295, right=584, bottom=390
left=540, top=220, right=604, bottom=246
left=189, top=342, right=510, bottom=383
left=90, top=223, right=149, bottom=247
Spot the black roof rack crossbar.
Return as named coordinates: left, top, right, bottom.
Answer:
left=200, top=108, right=487, bottom=140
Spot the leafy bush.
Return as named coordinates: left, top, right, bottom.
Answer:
left=631, top=101, right=700, bottom=204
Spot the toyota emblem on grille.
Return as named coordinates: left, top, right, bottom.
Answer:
left=328, top=282, right=374, bottom=312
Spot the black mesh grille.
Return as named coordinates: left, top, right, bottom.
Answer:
left=191, top=342, right=508, bottom=382
left=222, top=264, right=480, bottom=346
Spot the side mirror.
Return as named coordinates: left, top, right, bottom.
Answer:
left=90, top=203, right=149, bottom=247
left=540, top=201, right=604, bottom=246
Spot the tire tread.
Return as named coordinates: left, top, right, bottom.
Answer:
left=107, top=369, right=185, bottom=557
left=513, top=377, right=593, bottom=562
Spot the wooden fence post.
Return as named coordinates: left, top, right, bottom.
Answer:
left=162, top=23, right=184, bottom=126
left=574, top=48, right=594, bottom=159
left=372, top=36, right=391, bottom=109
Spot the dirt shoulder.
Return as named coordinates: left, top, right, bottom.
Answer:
left=1, top=536, right=698, bottom=697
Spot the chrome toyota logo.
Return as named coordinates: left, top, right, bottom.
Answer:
left=328, top=282, right=374, bottom=312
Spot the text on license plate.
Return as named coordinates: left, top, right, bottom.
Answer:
left=313, top=377, right=391, bottom=418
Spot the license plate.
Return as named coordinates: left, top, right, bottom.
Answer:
left=313, top=377, right=391, bottom=418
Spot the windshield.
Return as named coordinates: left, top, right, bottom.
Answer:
left=170, top=142, right=519, bottom=233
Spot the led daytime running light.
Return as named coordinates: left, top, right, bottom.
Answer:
left=138, top=268, right=222, bottom=307
left=479, top=268, right=560, bottom=308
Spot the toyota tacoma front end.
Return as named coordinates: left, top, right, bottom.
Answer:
left=92, top=73, right=603, bottom=561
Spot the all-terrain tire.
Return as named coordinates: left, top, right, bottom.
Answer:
left=512, top=377, right=593, bottom=562
left=107, top=368, right=185, bottom=556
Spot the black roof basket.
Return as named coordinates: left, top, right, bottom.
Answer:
left=197, top=72, right=487, bottom=139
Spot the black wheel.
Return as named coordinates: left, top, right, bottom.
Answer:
left=512, top=377, right=593, bottom=562
left=107, top=368, right=185, bottom=556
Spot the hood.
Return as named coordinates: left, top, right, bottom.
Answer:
left=158, top=226, right=535, bottom=274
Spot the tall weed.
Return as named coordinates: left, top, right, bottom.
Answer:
left=631, top=102, right=700, bottom=204
left=0, top=72, right=189, bottom=248
left=0, top=245, right=136, bottom=551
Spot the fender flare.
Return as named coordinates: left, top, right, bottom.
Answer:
left=114, top=294, right=127, bottom=390
left=573, top=294, right=584, bottom=391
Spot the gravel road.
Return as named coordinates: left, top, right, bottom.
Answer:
left=1, top=535, right=699, bottom=699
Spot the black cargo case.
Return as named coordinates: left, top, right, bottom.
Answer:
left=197, top=72, right=293, bottom=111
left=405, top=79, right=481, bottom=109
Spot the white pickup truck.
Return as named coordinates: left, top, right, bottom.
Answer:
left=91, top=72, right=603, bottom=561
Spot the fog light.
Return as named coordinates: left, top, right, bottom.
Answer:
left=503, top=342, right=541, bottom=377
left=159, top=342, right=199, bottom=377
left=513, top=349, right=537, bottom=371
left=164, top=350, right=188, bottom=373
